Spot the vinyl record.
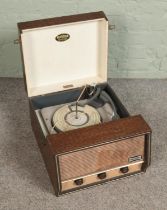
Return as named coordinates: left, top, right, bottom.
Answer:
left=52, top=104, right=101, bottom=132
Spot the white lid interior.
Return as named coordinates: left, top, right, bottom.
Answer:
left=21, top=18, right=108, bottom=97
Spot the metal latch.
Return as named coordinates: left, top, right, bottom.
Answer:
left=109, top=24, right=116, bottom=30
left=14, top=38, right=21, bottom=44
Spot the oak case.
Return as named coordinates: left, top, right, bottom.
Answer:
left=18, top=11, right=151, bottom=196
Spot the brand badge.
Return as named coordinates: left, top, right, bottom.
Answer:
left=129, top=155, right=142, bottom=163
left=55, top=33, right=70, bottom=42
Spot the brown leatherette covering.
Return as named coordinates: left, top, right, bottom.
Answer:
left=47, top=115, right=151, bottom=155
left=29, top=101, right=59, bottom=195
left=18, top=11, right=108, bottom=33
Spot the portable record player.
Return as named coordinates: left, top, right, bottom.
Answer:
left=18, top=11, right=151, bottom=196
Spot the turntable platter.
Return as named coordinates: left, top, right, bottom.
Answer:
left=52, top=104, right=101, bottom=132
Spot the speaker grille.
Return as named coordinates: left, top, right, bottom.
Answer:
left=58, top=136, right=145, bottom=181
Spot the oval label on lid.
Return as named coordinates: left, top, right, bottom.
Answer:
left=55, top=33, right=70, bottom=42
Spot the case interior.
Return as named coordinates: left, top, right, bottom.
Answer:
left=31, top=83, right=129, bottom=118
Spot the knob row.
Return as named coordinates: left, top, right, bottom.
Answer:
left=74, top=166, right=129, bottom=186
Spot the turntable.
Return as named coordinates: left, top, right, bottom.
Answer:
left=39, top=84, right=119, bottom=134
left=18, top=11, right=151, bottom=196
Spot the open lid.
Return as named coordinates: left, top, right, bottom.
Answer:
left=18, top=11, right=108, bottom=97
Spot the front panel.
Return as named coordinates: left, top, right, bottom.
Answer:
left=58, top=135, right=145, bottom=192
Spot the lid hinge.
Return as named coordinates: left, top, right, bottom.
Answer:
left=14, top=38, right=21, bottom=44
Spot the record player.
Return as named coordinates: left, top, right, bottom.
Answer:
left=18, top=11, right=151, bottom=196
